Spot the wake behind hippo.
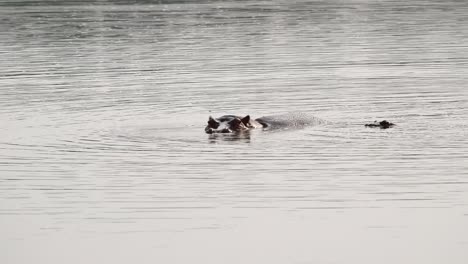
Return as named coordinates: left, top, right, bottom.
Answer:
left=205, top=112, right=395, bottom=134
left=205, top=113, right=326, bottom=134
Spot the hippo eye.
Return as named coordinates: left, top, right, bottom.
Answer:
left=229, top=119, right=241, bottom=125
left=228, top=118, right=245, bottom=130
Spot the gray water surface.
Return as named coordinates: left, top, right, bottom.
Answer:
left=1, top=1, right=468, bottom=263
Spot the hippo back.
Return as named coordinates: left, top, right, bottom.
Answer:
left=255, top=112, right=325, bottom=130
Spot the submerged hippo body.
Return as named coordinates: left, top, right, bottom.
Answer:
left=205, top=113, right=326, bottom=134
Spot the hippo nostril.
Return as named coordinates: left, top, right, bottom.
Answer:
left=221, top=129, right=231, bottom=133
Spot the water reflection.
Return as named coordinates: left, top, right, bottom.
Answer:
left=207, top=131, right=252, bottom=143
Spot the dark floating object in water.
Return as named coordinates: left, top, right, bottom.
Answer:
left=365, top=120, right=395, bottom=129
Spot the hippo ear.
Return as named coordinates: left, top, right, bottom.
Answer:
left=208, top=116, right=218, bottom=124
left=241, top=115, right=250, bottom=125
left=208, top=116, right=219, bottom=128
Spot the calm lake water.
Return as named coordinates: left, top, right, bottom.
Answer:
left=1, top=0, right=468, bottom=263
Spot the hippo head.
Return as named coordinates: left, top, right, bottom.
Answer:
left=205, top=115, right=252, bottom=134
